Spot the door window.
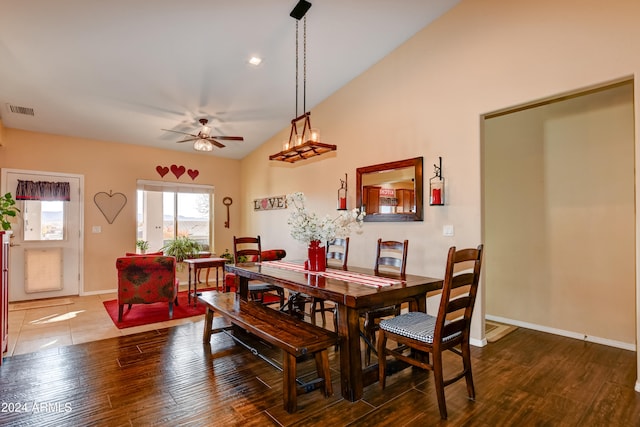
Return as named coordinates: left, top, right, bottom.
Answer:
left=22, top=200, right=65, bottom=241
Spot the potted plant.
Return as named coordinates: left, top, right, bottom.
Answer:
left=0, top=192, right=20, bottom=231
left=220, top=248, right=247, bottom=264
left=161, top=236, right=202, bottom=269
left=136, top=239, right=150, bottom=254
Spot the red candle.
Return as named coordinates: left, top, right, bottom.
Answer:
left=339, top=197, right=347, bottom=210
left=432, top=188, right=442, bottom=205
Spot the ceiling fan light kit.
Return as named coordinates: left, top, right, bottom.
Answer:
left=193, top=139, right=213, bottom=152
left=270, top=1, right=336, bottom=163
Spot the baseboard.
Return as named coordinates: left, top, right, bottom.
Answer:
left=470, top=337, right=487, bottom=348
left=486, top=315, right=636, bottom=352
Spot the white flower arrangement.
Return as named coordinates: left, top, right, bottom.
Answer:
left=286, top=192, right=365, bottom=245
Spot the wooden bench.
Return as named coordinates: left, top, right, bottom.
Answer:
left=199, top=291, right=338, bottom=413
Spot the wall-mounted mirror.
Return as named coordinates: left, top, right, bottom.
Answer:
left=356, top=157, right=423, bottom=222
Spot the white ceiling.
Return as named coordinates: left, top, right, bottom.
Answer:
left=0, top=0, right=459, bottom=159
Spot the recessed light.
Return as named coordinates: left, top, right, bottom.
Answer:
left=248, top=56, right=263, bottom=66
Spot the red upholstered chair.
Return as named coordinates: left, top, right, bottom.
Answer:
left=116, top=255, right=179, bottom=322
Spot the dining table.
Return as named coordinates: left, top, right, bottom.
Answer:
left=225, top=260, right=443, bottom=402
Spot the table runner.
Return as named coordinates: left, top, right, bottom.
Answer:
left=260, top=260, right=403, bottom=287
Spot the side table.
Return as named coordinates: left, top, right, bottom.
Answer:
left=184, top=257, right=226, bottom=305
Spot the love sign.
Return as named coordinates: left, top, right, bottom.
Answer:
left=254, top=195, right=287, bottom=211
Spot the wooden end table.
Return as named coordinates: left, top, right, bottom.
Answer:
left=184, top=257, right=226, bottom=305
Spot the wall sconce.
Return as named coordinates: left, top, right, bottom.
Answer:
left=337, top=173, right=347, bottom=210
left=429, top=157, right=444, bottom=206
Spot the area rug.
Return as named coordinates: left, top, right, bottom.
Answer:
left=103, top=289, right=213, bottom=329
left=486, top=320, right=518, bottom=343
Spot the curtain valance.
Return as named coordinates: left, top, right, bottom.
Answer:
left=16, top=180, right=71, bottom=201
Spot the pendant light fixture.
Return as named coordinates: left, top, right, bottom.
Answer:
left=269, top=0, right=336, bottom=163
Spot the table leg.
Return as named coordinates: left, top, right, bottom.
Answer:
left=193, top=266, right=198, bottom=306
left=238, top=276, right=249, bottom=301
left=336, top=304, right=363, bottom=401
left=188, top=264, right=193, bottom=305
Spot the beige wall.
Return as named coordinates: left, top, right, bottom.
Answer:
left=484, top=83, right=635, bottom=345
left=0, top=128, right=241, bottom=293
left=239, top=0, right=640, bottom=385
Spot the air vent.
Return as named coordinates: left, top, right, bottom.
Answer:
left=6, top=104, right=35, bottom=116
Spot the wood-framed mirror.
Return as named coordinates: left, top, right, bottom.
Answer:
left=356, top=157, right=423, bottom=222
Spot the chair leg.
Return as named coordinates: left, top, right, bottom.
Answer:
left=168, top=302, right=174, bottom=319
left=363, top=312, right=376, bottom=366
left=432, top=350, right=448, bottom=420
left=310, top=299, right=317, bottom=325
left=378, top=329, right=388, bottom=389
left=278, top=288, right=285, bottom=307
left=332, top=307, right=339, bottom=350
left=118, top=304, right=124, bottom=322
left=462, top=341, right=475, bottom=400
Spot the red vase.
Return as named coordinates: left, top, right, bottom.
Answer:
left=307, top=240, right=326, bottom=272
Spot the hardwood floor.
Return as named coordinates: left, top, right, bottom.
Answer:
left=0, top=319, right=638, bottom=426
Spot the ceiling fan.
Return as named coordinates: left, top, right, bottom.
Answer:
left=162, top=118, right=243, bottom=151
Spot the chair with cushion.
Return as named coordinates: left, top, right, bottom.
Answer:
left=309, top=238, right=349, bottom=327
left=378, top=245, right=484, bottom=420
left=361, top=239, right=408, bottom=366
left=227, top=236, right=285, bottom=307
left=116, top=255, right=179, bottom=322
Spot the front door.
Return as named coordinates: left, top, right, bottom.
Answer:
left=1, top=169, right=83, bottom=301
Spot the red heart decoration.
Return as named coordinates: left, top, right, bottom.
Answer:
left=171, top=164, right=186, bottom=179
left=261, top=199, right=268, bottom=209
left=156, top=165, right=169, bottom=177
left=187, top=169, right=199, bottom=180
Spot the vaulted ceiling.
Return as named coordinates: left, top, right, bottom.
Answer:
left=0, top=0, right=459, bottom=159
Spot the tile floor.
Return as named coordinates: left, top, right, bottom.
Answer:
left=5, top=286, right=205, bottom=358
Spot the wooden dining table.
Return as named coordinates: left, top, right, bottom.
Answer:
left=225, top=261, right=443, bottom=402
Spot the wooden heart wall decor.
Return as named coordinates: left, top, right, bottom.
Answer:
left=156, top=164, right=199, bottom=181
left=94, top=190, right=127, bottom=224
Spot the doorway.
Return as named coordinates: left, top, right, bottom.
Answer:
left=482, top=80, right=635, bottom=349
left=1, top=169, right=83, bottom=302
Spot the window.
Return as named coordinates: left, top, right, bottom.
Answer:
left=136, top=180, right=214, bottom=252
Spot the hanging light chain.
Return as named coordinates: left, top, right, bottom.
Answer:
left=303, top=16, right=307, bottom=113
left=295, top=20, right=299, bottom=118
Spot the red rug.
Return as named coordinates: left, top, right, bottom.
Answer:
left=103, top=289, right=213, bottom=329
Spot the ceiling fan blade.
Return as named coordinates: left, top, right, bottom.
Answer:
left=177, top=137, right=199, bottom=143
left=161, top=128, right=198, bottom=138
left=211, top=136, right=244, bottom=141
left=207, top=138, right=226, bottom=148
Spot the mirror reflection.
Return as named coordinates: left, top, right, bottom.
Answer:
left=356, top=157, right=423, bottom=222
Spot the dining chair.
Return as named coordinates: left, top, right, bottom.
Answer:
left=361, top=238, right=408, bottom=366
left=377, top=245, right=484, bottom=420
left=309, top=238, right=349, bottom=327
left=233, top=236, right=285, bottom=307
